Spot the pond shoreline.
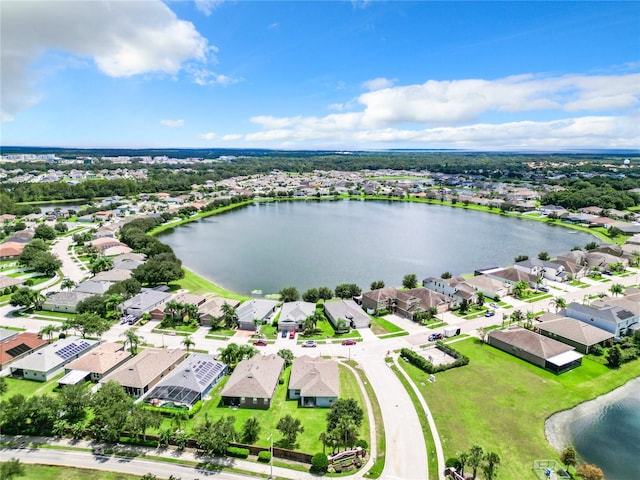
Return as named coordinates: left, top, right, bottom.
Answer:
left=545, top=376, right=640, bottom=452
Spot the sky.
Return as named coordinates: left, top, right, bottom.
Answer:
left=1, top=0, right=639, bottom=151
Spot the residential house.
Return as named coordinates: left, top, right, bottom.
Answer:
left=101, top=347, right=185, bottom=397
left=514, top=259, right=567, bottom=283
left=361, top=287, right=399, bottom=314
left=288, top=356, right=339, bottom=407
left=0, top=275, right=24, bottom=290
left=120, top=289, right=172, bottom=318
left=395, top=288, right=453, bottom=319
left=485, top=267, right=539, bottom=289
left=487, top=328, right=583, bottom=374
left=89, top=237, right=126, bottom=251
left=143, top=353, right=227, bottom=408
left=464, top=275, right=511, bottom=299
left=112, top=252, right=146, bottom=265
left=42, top=291, right=93, bottom=313
left=93, top=225, right=118, bottom=239
left=278, top=301, right=316, bottom=332
left=564, top=302, right=638, bottom=338
left=539, top=205, right=569, bottom=217
left=61, top=342, right=131, bottom=383
left=74, top=280, right=112, bottom=295
left=113, top=260, right=144, bottom=271
left=0, top=242, right=24, bottom=260
left=236, top=299, right=279, bottom=331
left=9, top=337, right=99, bottom=381
left=0, top=332, right=48, bottom=369
left=323, top=299, right=371, bottom=329
left=92, top=269, right=134, bottom=282
left=220, top=354, right=284, bottom=409
left=554, top=259, right=588, bottom=280
left=198, top=297, right=241, bottom=327
left=422, top=276, right=477, bottom=306
left=537, top=317, right=613, bottom=354
left=103, top=245, right=133, bottom=256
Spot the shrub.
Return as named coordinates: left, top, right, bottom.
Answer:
left=258, top=450, right=271, bottom=462
left=311, top=452, right=329, bottom=473
left=590, top=344, right=604, bottom=356
left=226, top=446, right=249, bottom=458
left=400, top=343, right=469, bottom=374
left=446, top=457, right=462, bottom=469
left=355, top=439, right=368, bottom=450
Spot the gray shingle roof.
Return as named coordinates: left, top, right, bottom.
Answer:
left=488, top=328, right=574, bottom=359
left=538, top=317, right=614, bottom=346
left=289, top=356, right=339, bottom=398
left=102, top=348, right=185, bottom=389
left=221, top=354, right=284, bottom=400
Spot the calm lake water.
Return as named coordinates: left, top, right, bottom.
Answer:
left=546, top=378, right=640, bottom=480
left=159, top=199, right=595, bottom=295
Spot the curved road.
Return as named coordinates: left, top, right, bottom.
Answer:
left=3, top=265, right=639, bottom=479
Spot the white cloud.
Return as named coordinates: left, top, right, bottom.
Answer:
left=161, top=119, right=185, bottom=128
left=361, top=77, right=397, bottom=91
left=1, top=0, right=210, bottom=120
left=194, top=0, right=224, bottom=16
left=199, top=132, right=243, bottom=141
left=189, top=67, right=241, bottom=87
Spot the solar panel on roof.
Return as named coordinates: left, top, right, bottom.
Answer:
left=617, top=310, right=634, bottom=320
left=6, top=343, right=31, bottom=357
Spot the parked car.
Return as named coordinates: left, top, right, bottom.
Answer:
left=489, top=302, right=499, bottom=309
left=485, top=310, right=495, bottom=317
left=281, top=330, right=288, bottom=338
left=341, top=339, right=357, bottom=346
left=538, top=286, right=549, bottom=292
left=428, top=333, right=443, bottom=342
left=253, top=339, right=268, bottom=346
left=302, top=340, right=317, bottom=348
left=289, top=330, right=296, bottom=339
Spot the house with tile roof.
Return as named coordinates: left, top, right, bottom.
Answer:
left=289, top=356, right=339, bottom=407
left=62, top=342, right=131, bottom=382
left=487, top=328, right=583, bottom=374
left=221, top=354, right=284, bottom=409
left=485, top=267, right=539, bottom=288
left=0, top=332, right=48, bottom=369
left=101, top=348, right=185, bottom=397
left=0, top=241, right=24, bottom=260
left=464, top=274, right=511, bottom=299
left=9, top=336, right=99, bottom=381
left=198, top=297, right=241, bottom=327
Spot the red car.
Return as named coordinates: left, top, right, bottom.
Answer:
left=342, top=339, right=357, bottom=346
left=253, top=340, right=268, bottom=346
left=289, top=330, right=296, bottom=339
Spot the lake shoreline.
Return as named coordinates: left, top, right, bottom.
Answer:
left=545, top=376, right=640, bottom=452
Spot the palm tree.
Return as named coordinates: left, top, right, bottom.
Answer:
left=32, top=292, right=46, bottom=311
left=221, top=302, right=238, bottom=329
left=121, top=328, right=141, bottom=354
left=164, top=300, right=181, bottom=320
left=217, top=343, right=240, bottom=366
left=104, top=294, right=123, bottom=317
left=610, top=283, right=624, bottom=297
left=181, top=336, right=195, bottom=353
left=483, top=452, right=501, bottom=480
left=89, top=256, right=113, bottom=275
left=39, top=324, right=57, bottom=341
left=468, top=444, right=484, bottom=479
left=550, top=296, right=567, bottom=313
left=184, top=303, right=199, bottom=323
left=525, top=310, right=535, bottom=328
left=61, top=278, right=76, bottom=291
left=512, top=281, right=528, bottom=299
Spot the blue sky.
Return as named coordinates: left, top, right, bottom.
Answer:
left=1, top=0, right=639, bottom=150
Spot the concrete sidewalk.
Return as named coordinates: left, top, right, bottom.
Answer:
left=0, top=434, right=323, bottom=480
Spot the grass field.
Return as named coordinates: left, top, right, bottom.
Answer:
left=0, top=464, right=141, bottom=480
left=2, top=373, right=63, bottom=399
left=193, top=363, right=369, bottom=454
left=369, top=316, right=404, bottom=336
left=171, top=269, right=249, bottom=301
left=400, top=337, right=640, bottom=479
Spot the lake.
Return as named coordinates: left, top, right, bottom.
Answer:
left=159, top=199, right=595, bottom=296
left=546, top=378, right=640, bottom=480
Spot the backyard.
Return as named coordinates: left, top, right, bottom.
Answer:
left=400, top=337, right=640, bottom=479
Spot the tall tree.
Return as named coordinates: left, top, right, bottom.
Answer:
left=276, top=414, right=304, bottom=447
left=221, top=302, right=238, bottom=329
left=241, top=416, right=261, bottom=444
left=61, top=278, right=76, bottom=291
left=181, top=336, right=195, bottom=353
left=610, top=283, right=624, bottom=297
left=560, top=445, right=578, bottom=469
left=69, top=313, right=110, bottom=338
left=468, top=444, right=484, bottom=479
left=550, top=296, right=567, bottom=313
left=402, top=273, right=418, bottom=289
left=370, top=280, right=385, bottom=290
left=91, top=380, right=132, bottom=442
left=279, top=286, right=300, bottom=302
left=121, top=328, right=141, bottom=354
left=39, top=323, right=57, bottom=341
left=277, top=349, right=294, bottom=368
left=59, top=383, right=90, bottom=423
left=482, top=451, right=501, bottom=480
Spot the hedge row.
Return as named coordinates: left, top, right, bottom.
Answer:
left=258, top=451, right=271, bottom=462
left=400, top=342, right=469, bottom=374
left=227, top=446, right=250, bottom=458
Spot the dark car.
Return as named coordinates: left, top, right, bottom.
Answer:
left=538, top=286, right=549, bottom=292
left=428, top=333, right=443, bottom=342
left=485, top=310, right=495, bottom=317
left=281, top=330, right=288, bottom=338
left=342, top=339, right=357, bottom=346
left=253, top=340, right=268, bottom=346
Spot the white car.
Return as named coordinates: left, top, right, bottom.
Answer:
left=302, top=340, right=317, bottom=348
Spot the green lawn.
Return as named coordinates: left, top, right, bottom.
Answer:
left=400, top=338, right=640, bottom=479
left=194, top=363, right=370, bottom=454
left=1, top=373, right=63, bottom=399
left=0, top=464, right=141, bottom=480
left=369, top=316, right=405, bottom=336
left=171, top=268, right=249, bottom=301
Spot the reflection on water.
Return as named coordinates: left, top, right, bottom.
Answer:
left=567, top=381, right=640, bottom=480
left=160, top=199, right=595, bottom=296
